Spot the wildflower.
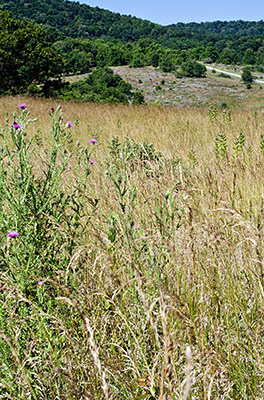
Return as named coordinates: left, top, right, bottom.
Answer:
left=19, top=103, right=26, bottom=109
left=90, top=159, right=94, bottom=164
left=173, top=193, right=177, bottom=197
left=37, top=280, right=45, bottom=286
left=59, top=116, right=64, bottom=121
left=67, top=121, right=72, bottom=128
left=12, top=123, right=21, bottom=130
left=50, top=106, right=55, bottom=112
left=8, top=231, right=19, bottom=238
left=89, top=138, right=97, bottom=144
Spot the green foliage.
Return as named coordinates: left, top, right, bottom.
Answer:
left=159, top=52, right=175, bottom=72
left=260, top=134, right=264, bottom=153
left=0, top=106, right=94, bottom=272
left=218, top=72, right=232, bottom=78
left=208, top=105, right=218, bottom=121
left=60, top=67, right=145, bottom=104
left=0, top=104, right=100, bottom=398
left=2, top=0, right=264, bottom=69
left=214, top=130, right=253, bottom=162
left=205, top=42, right=219, bottom=62
left=215, top=132, right=228, bottom=159
left=151, top=53, right=159, bottom=67
left=181, top=60, right=206, bottom=77
left=233, top=132, right=246, bottom=157
left=242, top=48, right=256, bottom=64
left=241, top=67, right=253, bottom=84
left=0, top=10, right=64, bottom=95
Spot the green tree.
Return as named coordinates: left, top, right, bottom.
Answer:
left=220, top=48, right=237, bottom=64
left=205, top=43, right=219, bottom=62
left=129, top=51, right=145, bottom=68
left=159, top=51, right=175, bottom=72
left=151, top=53, right=160, bottom=68
left=181, top=60, right=206, bottom=77
left=0, top=10, right=64, bottom=95
left=241, top=67, right=253, bottom=84
left=242, top=48, right=256, bottom=65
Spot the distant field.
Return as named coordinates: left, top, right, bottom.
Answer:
left=67, top=65, right=264, bottom=108
left=112, top=65, right=264, bottom=108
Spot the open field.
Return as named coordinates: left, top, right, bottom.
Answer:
left=68, top=65, right=264, bottom=108
left=1, top=96, right=264, bottom=399
left=111, top=66, right=264, bottom=108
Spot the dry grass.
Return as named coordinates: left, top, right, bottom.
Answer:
left=1, top=96, right=264, bottom=399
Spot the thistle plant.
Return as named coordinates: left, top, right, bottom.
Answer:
left=0, top=104, right=96, bottom=281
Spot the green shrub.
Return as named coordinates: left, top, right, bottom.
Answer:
left=241, top=67, right=253, bottom=84
left=181, top=60, right=206, bottom=77
left=60, top=68, right=145, bottom=104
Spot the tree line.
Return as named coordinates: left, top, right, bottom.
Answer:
left=2, top=0, right=264, bottom=68
left=53, top=37, right=206, bottom=76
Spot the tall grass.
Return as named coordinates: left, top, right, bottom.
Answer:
left=0, top=97, right=264, bottom=399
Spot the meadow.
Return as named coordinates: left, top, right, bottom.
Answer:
left=1, top=96, right=264, bottom=399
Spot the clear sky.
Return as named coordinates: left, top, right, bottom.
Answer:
left=73, top=0, right=264, bottom=25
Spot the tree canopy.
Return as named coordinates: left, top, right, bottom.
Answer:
left=2, top=0, right=264, bottom=69
left=0, top=10, right=64, bottom=95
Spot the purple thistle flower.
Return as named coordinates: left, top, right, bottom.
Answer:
left=50, top=106, right=55, bottom=112
left=67, top=121, right=72, bottom=128
left=89, top=138, right=97, bottom=144
left=173, top=193, right=177, bottom=197
left=37, top=280, right=45, bottom=286
left=19, top=103, right=26, bottom=109
left=8, top=231, right=19, bottom=238
left=59, top=116, right=64, bottom=121
left=12, top=123, right=21, bottom=130
left=89, top=159, right=94, bottom=164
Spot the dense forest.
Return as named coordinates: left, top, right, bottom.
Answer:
left=1, top=0, right=264, bottom=69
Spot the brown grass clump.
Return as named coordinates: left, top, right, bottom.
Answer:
left=1, top=96, right=264, bottom=399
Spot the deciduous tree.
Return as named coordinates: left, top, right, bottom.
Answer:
left=0, top=10, right=64, bottom=95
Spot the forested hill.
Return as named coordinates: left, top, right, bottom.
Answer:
left=0, top=0, right=160, bottom=41
left=1, top=0, right=264, bottom=47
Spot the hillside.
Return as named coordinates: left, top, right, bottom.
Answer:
left=0, top=0, right=160, bottom=41
left=1, top=0, right=264, bottom=51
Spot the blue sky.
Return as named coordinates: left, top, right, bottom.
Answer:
left=74, top=0, right=264, bottom=25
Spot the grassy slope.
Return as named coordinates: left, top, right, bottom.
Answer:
left=0, top=96, right=264, bottom=399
